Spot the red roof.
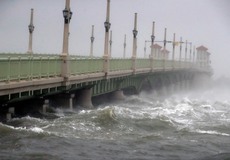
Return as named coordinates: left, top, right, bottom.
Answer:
left=153, top=43, right=162, bottom=49
left=196, top=45, right=208, bottom=51
left=161, top=49, right=170, bottom=53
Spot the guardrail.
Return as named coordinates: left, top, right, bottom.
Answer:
left=70, top=57, right=104, bottom=75
left=110, top=58, right=132, bottom=71
left=0, top=54, right=211, bottom=83
left=0, top=56, right=62, bottom=82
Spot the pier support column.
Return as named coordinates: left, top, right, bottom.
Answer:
left=6, top=107, right=15, bottom=121
left=175, top=81, right=181, bottom=92
left=185, top=80, right=191, bottom=90
left=9, top=107, right=15, bottom=115
left=78, top=88, right=93, bottom=108
left=181, top=80, right=187, bottom=90
left=69, top=94, right=75, bottom=110
left=6, top=113, right=12, bottom=121
left=111, top=90, right=125, bottom=101
left=167, top=84, right=174, bottom=95
left=42, top=99, right=49, bottom=114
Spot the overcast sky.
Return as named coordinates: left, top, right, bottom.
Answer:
left=0, top=0, right=229, bottom=78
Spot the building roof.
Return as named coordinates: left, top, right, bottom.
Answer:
left=196, top=45, right=208, bottom=51
left=161, top=49, right=170, bottom=53
left=153, top=43, right=162, bottom=49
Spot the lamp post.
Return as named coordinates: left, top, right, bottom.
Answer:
left=193, top=45, right=195, bottom=63
left=132, top=13, right=138, bottom=72
left=62, top=0, right=72, bottom=55
left=189, top=42, right=192, bottom=62
left=163, top=28, right=167, bottom=69
left=189, top=42, right=192, bottom=68
left=103, top=0, right=111, bottom=74
left=150, top=22, right=155, bottom=58
left=144, top=40, right=147, bottom=58
left=172, top=33, right=176, bottom=69
left=185, top=40, right=188, bottom=62
left=179, top=37, right=183, bottom=67
left=90, top=25, right=95, bottom=58
left=61, top=0, right=72, bottom=80
left=109, top=30, right=112, bottom=58
left=150, top=21, right=155, bottom=70
left=123, top=34, right=126, bottom=58
left=27, top=8, right=34, bottom=54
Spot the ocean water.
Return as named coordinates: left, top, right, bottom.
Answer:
left=1, top=79, right=230, bottom=160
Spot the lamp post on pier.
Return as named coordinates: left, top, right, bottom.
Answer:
left=185, top=40, right=188, bottom=62
left=144, top=40, right=147, bottom=58
left=123, top=34, right=126, bottom=58
left=109, top=30, right=112, bottom=58
left=27, top=8, right=34, bottom=54
left=61, top=0, right=73, bottom=80
left=193, top=45, right=196, bottom=63
left=189, top=42, right=192, bottom=62
left=90, top=25, right=95, bottom=58
left=163, top=28, right=167, bottom=69
left=103, top=0, right=111, bottom=74
left=179, top=37, right=183, bottom=67
left=150, top=21, right=155, bottom=70
left=172, top=33, right=176, bottom=69
left=132, top=13, right=138, bottom=72
left=62, top=0, right=72, bottom=56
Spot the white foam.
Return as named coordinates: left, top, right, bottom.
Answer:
left=195, top=129, right=230, bottom=136
left=30, top=127, right=44, bottom=133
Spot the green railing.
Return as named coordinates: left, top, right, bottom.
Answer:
left=70, top=57, right=104, bottom=75
left=110, top=58, right=132, bottom=71
left=0, top=56, right=61, bottom=82
left=136, top=59, right=151, bottom=69
left=153, top=59, right=164, bottom=68
left=0, top=53, right=210, bottom=83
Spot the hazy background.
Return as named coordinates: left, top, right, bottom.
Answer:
left=0, top=0, right=229, bottom=78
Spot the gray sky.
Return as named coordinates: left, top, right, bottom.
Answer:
left=0, top=0, right=230, bottom=78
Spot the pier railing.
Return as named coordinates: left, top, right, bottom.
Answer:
left=0, top=56, right=61, bottom=82
left=0, top=54, right=211, bottom=83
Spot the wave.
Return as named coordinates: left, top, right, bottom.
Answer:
left=1, top=87, right=230, bottom=142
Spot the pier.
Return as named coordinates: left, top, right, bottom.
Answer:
left=0, top=0, right=212, bottom=120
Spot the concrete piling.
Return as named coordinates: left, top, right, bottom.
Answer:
left=69, top=94, right=75, bottom=110
left=42, top=99, right=49, bottom=114
left=78, top=88, right=93, bottom=108
left=111, top=90, right=125, bottom=101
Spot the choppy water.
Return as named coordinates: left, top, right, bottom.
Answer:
left=1, top=79, right=230, bottom=160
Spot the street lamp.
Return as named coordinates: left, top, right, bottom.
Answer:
left=133, top=29, right=138, bottom=38
left=103, top=0, right=111, bottom=74
left=28, top=24, right=34, bottom=34
left=150, top=21, right=155, bottom=60
left=132, top=13, right=138, bottom=59
left=123, top=34, right=127, bottom=58
left=62, top=0, right=73, bottom=55
left=132, top=13, right=138, bottom=72
left=151, top=35, right=155, bottom=44
left=63, top=8, right=72, bottom=24
left=104, top=21, right=111, bottom=32
left=27, top=8, right=34, bottom=54
left=144, top=40, right=147, bottom=58
left=90, top=25, right=95, bottom=58
left=61, top=0, right=72, bottom=80
left=109, top=30, right=112, bottom=57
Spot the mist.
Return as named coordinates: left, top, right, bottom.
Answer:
left=0, top=0, right=230, bottom=78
